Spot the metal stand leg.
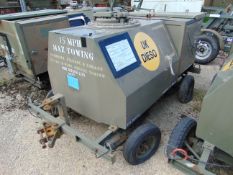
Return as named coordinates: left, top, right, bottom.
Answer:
left=198, top=141, right=215, bottom=175
left=57, top=97, right=70, bottom=126
left=169, top=141, right=216, bottom=175
left=5, top=54, right=14, bottom=74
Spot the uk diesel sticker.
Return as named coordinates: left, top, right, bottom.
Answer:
left=134, top=32, right=160, bottom=71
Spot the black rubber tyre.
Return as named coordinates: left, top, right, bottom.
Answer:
left=178, top=75, right=194, bottom=103
left=123, top=123, right=161, bottom=165
left=195, top=34, right=219, bottom=64
left=166, top=117, right=197, bottom=158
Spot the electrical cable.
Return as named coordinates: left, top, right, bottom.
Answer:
left=164, top=144, right=233, bottom=169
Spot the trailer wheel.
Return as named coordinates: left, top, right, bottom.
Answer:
left=178, top=75, right=194, bottom=103
left=195, top=35, right=219, bottom=64
left=166, top=117, right=197, bottom=159
left=123, top=123, right=161, bottom=165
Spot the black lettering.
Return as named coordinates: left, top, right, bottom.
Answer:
left=141, top=53, right=147, bottom=62
left=149, top=51, right=154, bottom=59
left=141, top=52, right=152, bottom=62
left=140, top=40, right=149, bottom=49
left=141, top=49, right=158, bottom=63
left=152, top=49, right=157, bottom=57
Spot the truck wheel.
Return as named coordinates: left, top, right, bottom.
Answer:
left=178, top=75, right=194, bottom=103
left=195, top=35, right=219, bottom=64
left=123, top=123, right=161, bottom=165
left=166, top=117, right=197, bottom=159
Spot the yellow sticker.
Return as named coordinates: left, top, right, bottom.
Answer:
left=222, top=60, right=233, bottom=71
left=134, top=32, right=160, bottom=71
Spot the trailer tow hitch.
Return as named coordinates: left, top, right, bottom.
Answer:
left=28, top=94, right=116, bottom=163
left=37, top=122, right=63, bottom=149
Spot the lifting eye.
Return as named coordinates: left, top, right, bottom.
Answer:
left=171, top=148, right=189, bottom=160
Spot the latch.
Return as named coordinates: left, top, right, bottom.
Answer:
left=165, top=53, right=175, bottom=76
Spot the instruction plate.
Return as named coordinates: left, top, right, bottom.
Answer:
left=99, top=33, right=140, bottom=78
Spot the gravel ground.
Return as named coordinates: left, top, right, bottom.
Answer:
left=0, top=57, right=224, bottom=175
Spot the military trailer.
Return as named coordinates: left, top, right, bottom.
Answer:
left=134, top=0, right=225, bottom=65
left=0, top=10, right=69, bottom=87
left=167, top=46, right=233, bottom=174
left=0, top=9, right=91, bottom=87
left=29, top=10, right=202, bottom=164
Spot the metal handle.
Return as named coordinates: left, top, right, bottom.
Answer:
left=165, top=54, right=175, bottom=76
left=31, top=50, right=39, bottom=55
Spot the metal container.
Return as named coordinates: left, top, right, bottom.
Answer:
left=0, top=10, right=90, bottom=87
left=167, top=50, right=233, bottom=175
left=130, top=12, right=204, bottom=74
left=29, top=11, right=202, bottom=164
left=197, top=54, right=233, bottom=158
left=48, top=14, right=198, bottom=129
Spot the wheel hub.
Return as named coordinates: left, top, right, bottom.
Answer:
left=196, top=40, right=212, bottom=60
left=136, top=136, right=156, bottom=158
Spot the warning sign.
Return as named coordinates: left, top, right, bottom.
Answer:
left=134, top=32, right=160, bottom=71
left=222, top=60, right=233, bottom=71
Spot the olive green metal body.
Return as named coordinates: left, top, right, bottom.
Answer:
left=128, top=12, right=205, bottom=73
left=48, top=13, right=202, bottom=129
left=196, top=52, right=233, bottom=158
left=0, top=10, right=69, bottom=85
left=169, top=47, right=233, bottom=175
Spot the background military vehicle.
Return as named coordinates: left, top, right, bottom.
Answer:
left=167, top=45, right=233, bottom=174
left=0, top=9, right=90, bottom=87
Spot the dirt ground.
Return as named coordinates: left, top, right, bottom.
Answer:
left=0, top=57, right=226, bottom=175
